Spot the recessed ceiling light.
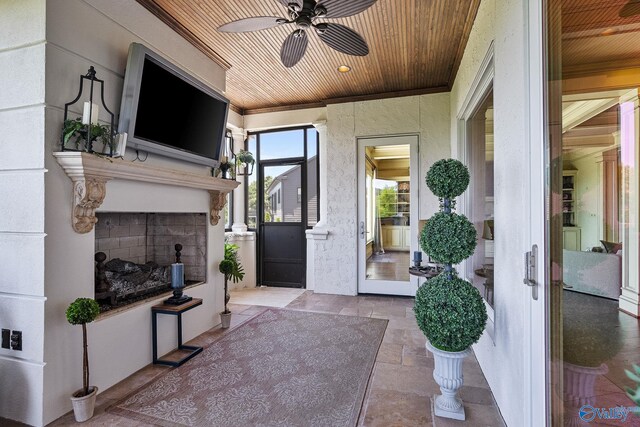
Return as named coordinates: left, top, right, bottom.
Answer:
left=601, top=28, right=617, bottom=36
left=337, top=65, right=352, bottom=73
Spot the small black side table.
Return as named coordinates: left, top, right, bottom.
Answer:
left=152, top=298, right=203, bottom=367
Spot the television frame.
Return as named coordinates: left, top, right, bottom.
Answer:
left=118, top=43, right=229, bottom=167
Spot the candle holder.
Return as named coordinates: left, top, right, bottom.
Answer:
left=165, top=244, right=192, bottom=305
left=413, top=251, right=423, bottom=267
left=61, top=66, right=116, bottom=156
left=219, top=161, right=233, bottom=179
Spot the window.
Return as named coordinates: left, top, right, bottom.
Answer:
left=245, top=127, right=320, bottom=229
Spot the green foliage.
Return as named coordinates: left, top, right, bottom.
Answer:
left=377, top=186, right=398, bottom=218
left=248, top=176, right=273, bottom=227
left=626, top=364, right=640, bottom=405
left=219, top=259, right=234, bottom=275
left=235, top=150, right=255, bottom=167
left=62, top=118, right=112, bottom=152
left=222, top=243, right=245, bottom=283
left=426, top=159, right=470, bottom=199
left=414, top=274, right=487, bottom=352
left=65, top=298, right=100, bottom=325
left=420, top=212, right=477, bottom=264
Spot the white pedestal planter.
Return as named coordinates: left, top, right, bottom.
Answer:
left=220, top=312, right=232, bottom=328
left=426, top=341, right=471, bottom=420
left=70, top=386, right=98, bottom=422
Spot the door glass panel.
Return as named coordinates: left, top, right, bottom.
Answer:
left=260, top=129, right=305, bottom=160
left=364, top=144, right=410, bottom=282
left=262, top=164, right=302, bottom=223
left=468, top=92, right=495, bottom=308
left=545, top=1, right=640, bottom=424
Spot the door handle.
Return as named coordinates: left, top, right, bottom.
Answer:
left=359, top=221, right=365, bottom=239
left=523, top=244, right=538, bottom=300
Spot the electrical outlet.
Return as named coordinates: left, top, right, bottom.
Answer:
left=10, top=331, right=22, bottom=351
left=1, top=329, right=9, bottom=349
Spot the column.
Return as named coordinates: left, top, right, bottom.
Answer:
left=312, top=120, right=328, bottom=229
left=619, top=92, right=640, bottom=317
left=231, top=128, right=248, bottom=233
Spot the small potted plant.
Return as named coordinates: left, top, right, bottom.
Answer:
left=414, top=159, right=487, bottom=421
left=218, top=243, right=245, bottom=328
left=62, top=118, right=112, bottom=153
left=234, top=149, right=255, bottom=176
left=66, top=297, right=101, bottom=422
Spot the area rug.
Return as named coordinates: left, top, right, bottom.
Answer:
left=109, top=308, right=388, bottom=427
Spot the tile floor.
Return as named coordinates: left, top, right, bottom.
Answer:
left=366, top=251, right=411, bottom=282
left=230, top=286, right=306, bottom=308
left=44, top=289, right=504, bottom=426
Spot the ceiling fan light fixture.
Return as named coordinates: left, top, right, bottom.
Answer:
left=337, top=65, right=352, bottom=73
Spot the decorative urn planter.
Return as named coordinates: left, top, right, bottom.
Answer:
left=427, top=341, right=472, bottom=420
left=70, top=386, right=98, bottom=422
left=220, top=312, right=232, bottom=329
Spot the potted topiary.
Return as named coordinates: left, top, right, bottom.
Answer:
left=66, top=297, right=101, bottom=422
left=414, top=159, right=487, bottom=421
left=218, top=243, right=245, bottom=328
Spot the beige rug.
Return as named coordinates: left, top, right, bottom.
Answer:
left=109, top=308, right=388, bottom=426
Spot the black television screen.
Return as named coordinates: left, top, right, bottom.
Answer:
left=118, top=43, right=229, bottom=167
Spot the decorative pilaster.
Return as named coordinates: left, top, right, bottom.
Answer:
left=231, top=128, right=248, bottom=232
left=72, top=176, right=110, bottom=233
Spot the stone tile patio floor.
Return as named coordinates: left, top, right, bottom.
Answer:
left=43, top=290, right=504, bottom=427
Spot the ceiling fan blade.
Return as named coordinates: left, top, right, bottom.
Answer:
left=276, top=0, right=302, bottom=9
left=317, top=23, right=369, bottom=56
left=218, top=17, right=285, bottom=33
left=317, top=0, right=377, bottom=18
left=281, top=30, right=308, bottom=67
left=620, top=0, right=640, bottom=17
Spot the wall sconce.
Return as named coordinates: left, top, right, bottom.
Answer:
left=61, top=66, right=116, bottom=156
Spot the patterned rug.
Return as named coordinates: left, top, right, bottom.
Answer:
left=109, top=308, right=388, bottom=426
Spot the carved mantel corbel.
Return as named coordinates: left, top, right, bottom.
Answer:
left=72, top=176, right=110, bottom=233
left=209, top=190, right=228, bottom=226
left=54, top=152, right=239, bottom=233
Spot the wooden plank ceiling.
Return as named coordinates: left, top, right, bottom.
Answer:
left=137, top=0, right=480, bottom=113
left=561, top=0, right=640, bottom=77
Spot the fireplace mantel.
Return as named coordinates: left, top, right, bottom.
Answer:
left=53, top=152, right=239, bottom=233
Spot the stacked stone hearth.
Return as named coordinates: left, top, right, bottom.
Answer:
left=95, top=212, right=207, bottom=306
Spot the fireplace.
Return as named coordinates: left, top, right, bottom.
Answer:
left=95, top=212, right=207, bottom=310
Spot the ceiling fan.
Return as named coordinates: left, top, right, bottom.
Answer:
left=218, top=0, right=377, bottom=67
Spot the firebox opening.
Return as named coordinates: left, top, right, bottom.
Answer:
left=95, top=212, right=207, bottom=312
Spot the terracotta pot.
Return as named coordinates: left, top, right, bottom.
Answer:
left=70, top=386, right=98, bottom=422
left=426, top=341, right=471, bottom=421
left=220, top=312, right=232, bottom=329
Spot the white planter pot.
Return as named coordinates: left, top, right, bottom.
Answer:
left=563, top=362, right=609, bottom=426
left=70, top=386, right=98, bottom=422
left=220, top=312, right=232, bottom=329
left=426, top=341, right=471, bottom=420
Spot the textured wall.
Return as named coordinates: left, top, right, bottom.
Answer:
left=313, top=93, right=451, bottom=295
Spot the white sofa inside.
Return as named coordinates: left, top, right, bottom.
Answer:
left=563, top=249, right=621, bottom=300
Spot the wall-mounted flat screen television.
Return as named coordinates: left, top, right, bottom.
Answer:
left=118, top=43, right=229, bottom=167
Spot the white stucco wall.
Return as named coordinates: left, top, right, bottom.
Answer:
left=316, top=94, right=451, bottom=295
left=8, top=1, right=230, bottom=425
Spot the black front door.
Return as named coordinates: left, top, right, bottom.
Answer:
left=258, top=161, right=306, bottom=288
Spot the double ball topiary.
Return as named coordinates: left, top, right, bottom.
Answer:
left=415, top=158, right=487, bottom=352
left=414, top=275, right=487, bottom=352
left=420, top=212, right=477, bottom=265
